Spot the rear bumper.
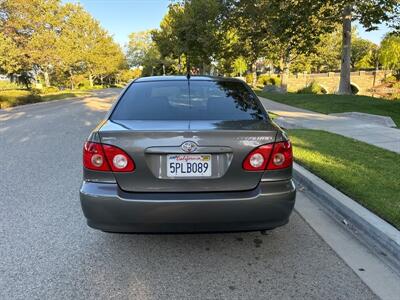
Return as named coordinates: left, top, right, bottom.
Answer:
left=80, top=180, right=296, bottom=233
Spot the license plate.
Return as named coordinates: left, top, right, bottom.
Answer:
left=167, top=154, right=212, bottom=177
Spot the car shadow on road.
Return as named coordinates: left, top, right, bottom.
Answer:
left=48, top=212, right=366, bottom=299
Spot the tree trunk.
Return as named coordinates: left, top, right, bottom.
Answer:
left=280, top=52, right=290, bottom=92
left=43, top=71, right=50, bottom=87
left=338, top=4, right=352, bottom=95
left=69, top=70, right=74, bottom=90
left=251, top=62, right=257, bottom=87
left=88, top=72, right=94, bottom=88
left=372, top=59, right=379, bottom=97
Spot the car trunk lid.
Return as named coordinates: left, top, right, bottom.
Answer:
left=99, top=119, right=278, bottom=192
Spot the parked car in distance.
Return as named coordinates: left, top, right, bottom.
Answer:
left=80, top=76, right=296, bottom=233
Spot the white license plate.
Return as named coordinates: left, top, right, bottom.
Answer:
left=167, top=154, right=212, bottom=177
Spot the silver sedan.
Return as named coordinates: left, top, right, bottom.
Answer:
left=80, top=76, right=296, bottom=233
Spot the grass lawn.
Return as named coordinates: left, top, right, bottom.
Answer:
left=0, top=89, right=89, bottom=109
left=288, top=129, right=400, bottom=230
left=256, top=91, right=400, bottom=127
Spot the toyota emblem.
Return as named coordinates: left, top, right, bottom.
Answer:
left=181, top=141, right=197, bottom=153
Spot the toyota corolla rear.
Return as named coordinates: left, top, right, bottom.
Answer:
left=79, top=76, right=296, bottom=233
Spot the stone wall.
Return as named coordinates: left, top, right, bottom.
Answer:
left=287, top=71, right=389, bottom=95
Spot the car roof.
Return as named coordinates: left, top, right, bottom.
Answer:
left=134, top=75, right=244, bottom=83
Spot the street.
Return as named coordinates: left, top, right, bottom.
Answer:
left=0, top=89, right=385, bottom=299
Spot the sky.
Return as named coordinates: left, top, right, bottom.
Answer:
left=65, top=0, right=391, bottom=47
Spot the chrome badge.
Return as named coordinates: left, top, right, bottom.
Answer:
left=181, top=141, right=198, bottom=153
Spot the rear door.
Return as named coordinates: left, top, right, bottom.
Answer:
left=100, top=79, right=278, bottom=192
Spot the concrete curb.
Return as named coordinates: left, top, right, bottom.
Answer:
left=293, top=163, right=400, bottom=272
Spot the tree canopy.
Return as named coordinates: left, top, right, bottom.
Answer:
left=0, top=0, right=130, bottom=89
left=141, top=0, right=398, bottom=91
left=1, top=0, right=399, bottom=92
left=321, top=0, right=400, bottom=93
left=379, top=33, right=400, bottom=75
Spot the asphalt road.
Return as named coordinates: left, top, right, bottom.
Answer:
left=0, top=89, right=377, bottom=299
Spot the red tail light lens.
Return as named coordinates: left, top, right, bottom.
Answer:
left=83, top=142, right=110, bottom=171
left=102, top=144, right=135, bottom=172
left=243, top=141, right=293, bottom=171
left=243, top=144, right=274, bottom=171
left=267, top=141, right=293, bottom=170
left=83, top=142, right=135, bottom=172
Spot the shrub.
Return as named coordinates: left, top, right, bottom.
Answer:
left=269, top=76, right=281, bottom=86
left=297, top=81, right=327, bottom=94
left=41, top=86, right=59, bottom=94
left=77, top=79, right=92, bottom=90
left=30, top=88, right=42, bottom=95
left=0, top=81, right=21, bottom=91
left=257, top=74, right=281, bottom=86
left=382, top=75, right=397, bottom=83
left=257, top=74, right=269, bottom=85
left=392, top=81, right=400, bottom=100
left=0, top=90, right=41, bottom=108
left=69, top=75, right=90, bottom=90
left=119, top=69, right=142, bottom=83
left=245, top=73, right=253, bottom=84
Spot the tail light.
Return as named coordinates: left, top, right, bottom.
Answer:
left=83, top=142, right=135, bottom=172
left=243, top=141, right=292, bottom=171
left=267, top=141, right=293, bottom=170
left=243, top=144, right=274, bottom=171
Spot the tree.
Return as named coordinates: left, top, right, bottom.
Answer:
left=153, top=0, right=224, bottom=74
left=0, top=33, right=21, bottom=76
left=225, top=0, right=270, bottom=85
left=119, top=69, right=142, bottom=83
left=379, top=33, right=400, bottom=76
left=1, top=0, right=126, bottom=89
left=56, top=3, right=125, bottom=88
left=289, top=26, right=342, bottom=73
left=262, top=0, right=337, bottom=90
left=222, top=0, right=338, bottom=87
left=26, top=1, right=63, bottom=87
left=126, top=30, right=153, bottom=68
left=152, top=10, right=182, bottom=72
left=0, top=0, right=64, bottom=86
left=232, top=56, right=247, bottom=76
left=311, top=27, right=342, bottom=72
left=351, top=36, right=378, bottom=69
left=213, top=29, right=240, bottom=76
left=329, top=1, right=400, bottom=94
left=80, top=17, right=118, bottom=87
left=90, top=35, right=126, bottom=85
left=140, top=44, right=163, bottom=76
left=127, top=30, right=175, bottom=76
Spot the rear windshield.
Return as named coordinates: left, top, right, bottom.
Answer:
left=110, top=80, right=266, bottom=121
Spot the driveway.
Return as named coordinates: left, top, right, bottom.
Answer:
left=0, top=89, right=387, bottom=299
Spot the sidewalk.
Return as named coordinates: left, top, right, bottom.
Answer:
left=259, top=97, right=400, bottom=154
